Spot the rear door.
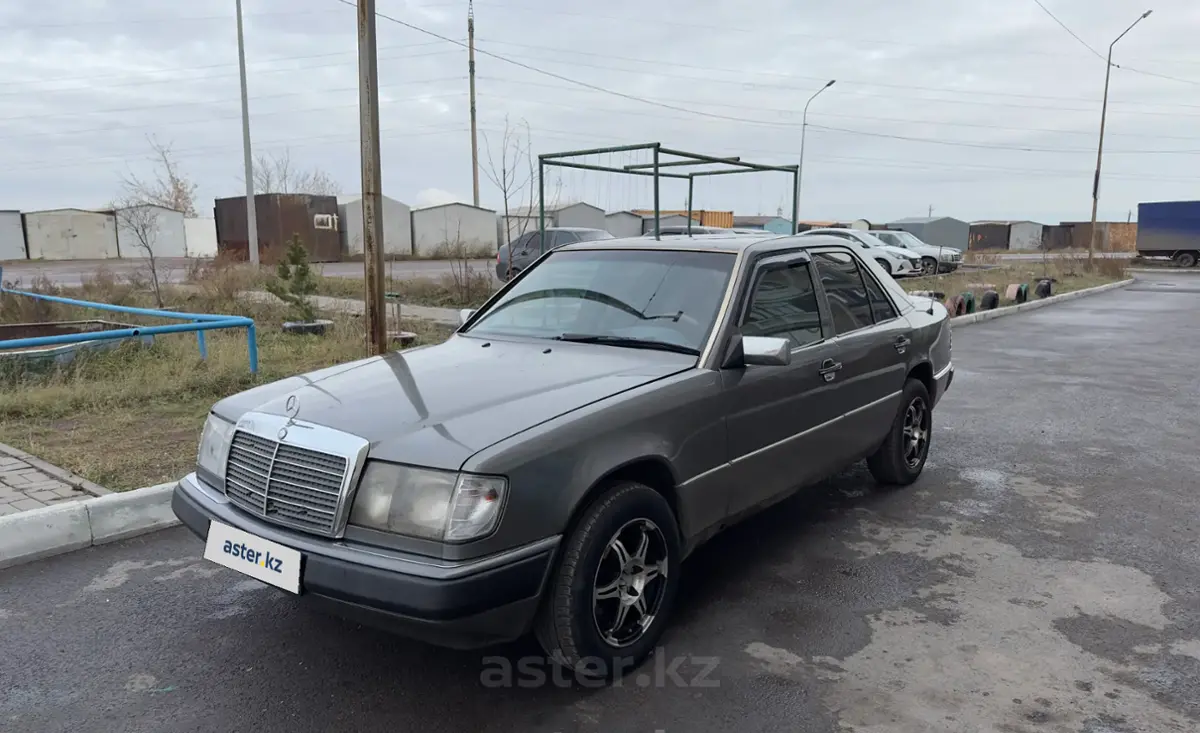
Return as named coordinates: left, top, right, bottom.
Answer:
left=722, top=253, right=844, bottom=516
left=809, top=248, right=910, bottom=458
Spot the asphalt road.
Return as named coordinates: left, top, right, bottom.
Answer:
left=3, top=272, right=1198, bottom=733
left=0, top=258, right=496, bottom=288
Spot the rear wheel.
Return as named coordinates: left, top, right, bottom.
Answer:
left=920, top=257, right=938, bottom=276
left=867, top=378, right=932, bottom=486
left=535, top=481, right=681, bottom=681
left=1172, top=251, right=1198, bottom=268
left=875, top=258, right=893, bottom=275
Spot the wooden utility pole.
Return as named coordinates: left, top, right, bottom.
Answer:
left=235, top=0, right=259, bottom=266
left=468, top=1, right=480, bottom=207
left=357, top=0, right=387, bottom=356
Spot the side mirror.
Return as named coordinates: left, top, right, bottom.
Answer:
left=458, top=308, right=475, bottom=326
left=741, top=336, right=791, bottom=367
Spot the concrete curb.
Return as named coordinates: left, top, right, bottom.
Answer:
left=0, top=482, right=178, bottom=570
left=1126, top=268, right=1200, bottom=275
left=948, top=278, right=1133, bottom=329
left=0, top=442, right=111, bottom=496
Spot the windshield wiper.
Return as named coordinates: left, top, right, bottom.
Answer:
left=553, top=333, right=700, bottom=355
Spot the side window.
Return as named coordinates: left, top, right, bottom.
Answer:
left=511, top=232, right=534, bottom=251
left=812, top=251, right=874, bottom=334
left=524, top=232, right=543, bottom=253
left=550, top=231, right=577, bottom=248
left=861, top=269, right=899, bottom=322
left=740, top=262, right=823, bottom=349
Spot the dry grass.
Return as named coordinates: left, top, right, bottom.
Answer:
left=903, top=253, right=1127, bottom=303
left=0, top=271, right=455, bottom=491
left=313, top=269, right=497, bottom=308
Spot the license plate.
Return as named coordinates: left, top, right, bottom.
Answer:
left=203, top=521, right=302, bottom=594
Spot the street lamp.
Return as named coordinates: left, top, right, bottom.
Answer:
left=796, top=79, right=835, bottom=224
left=1088, top=9, right=1152, bottom=268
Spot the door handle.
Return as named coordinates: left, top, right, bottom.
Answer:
left=818, top=358, right=842, bottom=382
left=894, top=336, right=911, bottom=353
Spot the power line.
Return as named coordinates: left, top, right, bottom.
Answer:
left=0, top=91, right=468, bottom=142
left=1029, top=0, right=1106, bottom=60
left=477, top=77, right=1200, bottom=139
left=805, top=123, right=1200, bottom=154
left=0, top=76, right=465, bottom=123
left=3, top=125, right=467, bottom=174
left=0, top=41, right=458, bottom=94
left=5, top=5, right=462, bottom=29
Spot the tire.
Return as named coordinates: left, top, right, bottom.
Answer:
left=1172, top=251, right=1198, bottom=268
left=867, top=378, right=933, bottom=486
left=875, top=258, right=893, bottom=275
left=980, top=290, right=1000, bottom=310
left=535, top=481, right=682, bottom=681
left=920, top=257, right=938, bottom=276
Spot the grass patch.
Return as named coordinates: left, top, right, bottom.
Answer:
left=312, top=268, right=497, bottom=308
left=0, top=272, right=455, bottom=491
left=903, top=255, right=1127, bottom=303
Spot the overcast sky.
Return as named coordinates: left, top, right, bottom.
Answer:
left=1, top=0, right=1197, bottom=224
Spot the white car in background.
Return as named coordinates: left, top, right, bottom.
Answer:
left=870, top=229, right=963, bottom=275
left=798, top=228, right=920, bottom=277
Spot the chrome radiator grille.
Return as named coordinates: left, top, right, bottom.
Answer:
left=224, top=430, right=350, bottom=536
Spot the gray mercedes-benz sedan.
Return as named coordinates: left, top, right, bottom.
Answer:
left=173, top=233, right=954, bottom=679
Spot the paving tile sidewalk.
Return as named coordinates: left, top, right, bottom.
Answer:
left=0, top=443, right=108, bottom=517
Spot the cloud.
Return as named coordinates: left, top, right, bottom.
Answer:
left=0, top=0, right=1198, bottom=225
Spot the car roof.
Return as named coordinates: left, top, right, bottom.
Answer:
left=558, top=232, right=856, bottom=256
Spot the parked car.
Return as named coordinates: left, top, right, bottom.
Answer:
left=798, top=228, right=920, bottom=277
left=173, top=233, right=953, bottom=680
left=870, top=229, right=962, bottom=275
left=641, top=225, right=738, bottom=237
left=497, top=227, right=613, bottom=280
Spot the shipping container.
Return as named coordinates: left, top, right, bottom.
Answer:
left=631, top=209, right=735, bottom=228
left=113, top=204, right=188, bottom=259
left=0, top=210, right=26, bottom=260
left=214, top=193, right=341, bottom=263
left=338, top=194, right=412, bottom=256
left=968, top=223, right=1010, bottom=251
left=1137, top=201, right=1200, bottom=260
left=23, top=209, right=119, bottom=260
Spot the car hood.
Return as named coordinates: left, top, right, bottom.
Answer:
left=211, top=335, right=693, bottom=470
left=879, top=244, right=918, bottom=261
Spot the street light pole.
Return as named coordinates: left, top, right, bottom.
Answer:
left=796, top=79, right=835, bottom=225
left=1088, top=9, right=1152, bottom=268
left=235, top=0, right=259, bottom=266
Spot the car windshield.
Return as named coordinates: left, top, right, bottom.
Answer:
left=464, top=249, right=736, bottom=354
left=874, top=232, right=904, bottom=248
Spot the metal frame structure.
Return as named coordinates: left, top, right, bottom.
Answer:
left=0, top=266, right=259, bottom=373
left=537, top=143, right=800, bottom=251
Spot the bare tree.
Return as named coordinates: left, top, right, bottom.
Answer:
left=481, top=117, right=562, bottom=279
left=120, top=135, right=198, bottom=217
left=111, top=198, right=167, bottom=307
left=252, top=148, right=341, bottom=195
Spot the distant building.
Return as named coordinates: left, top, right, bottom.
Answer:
left=184, top=218, right=218, bottom=257
left=0, top=210, right=26, bottom=260
left=214, top=193, right=342, bottom=262
left=411, top=202, right=498, bottom=257
left=501, top=201, right=606, bottom=243
left=23, top=208, right=119, bottom=260
left=968, top=220, right=1044, bottom=251
left=732, top=215, right=793, bottom=235
left=113, top=204, right=188, bottom=259
left=338, top=194, right=412, bottom=256
left=887, top=216, right=969, bottom=250
left=642, top=214, right=693, bottom=234
left=604, top=211, right=644, bottom=238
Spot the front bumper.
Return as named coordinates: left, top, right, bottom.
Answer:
left=172, top=473, right=558, bottom=649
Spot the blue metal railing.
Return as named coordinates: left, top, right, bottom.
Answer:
left=0, top=265, right=258, bottom=373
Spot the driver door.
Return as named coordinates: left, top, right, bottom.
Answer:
left=721, top=253, right=845, bottom=517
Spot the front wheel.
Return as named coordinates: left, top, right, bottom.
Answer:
left=920, top=257, right=938, bottom=276
left=535, top=481, right=681, bottom=681
left=867, top=377, right=932, bottom=486
left=875, top=258, right=893, bottom=275
left=1172, top=251, right=1198, bottom=268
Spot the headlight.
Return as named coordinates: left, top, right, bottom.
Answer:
left=349, top=461, right=507, bottom=542
left=197, top=413, right=235, bottom=485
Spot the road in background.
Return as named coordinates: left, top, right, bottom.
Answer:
left=2, top=272, right=1197, bottom=732
left=0, top=258, right=496, bottom=288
